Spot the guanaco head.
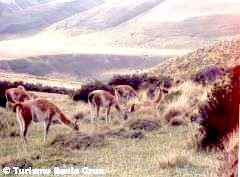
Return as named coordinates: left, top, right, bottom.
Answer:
left=72, top=116, right=81, bottom=131
left=17, top=85, right=26, bottom=90
left=73, top=120, right=80, bottom=131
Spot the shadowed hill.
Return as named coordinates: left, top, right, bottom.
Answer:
left=0, top=53, right=167, bottom=81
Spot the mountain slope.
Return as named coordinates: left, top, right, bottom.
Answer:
left=0, top=0, right=53, bottom=15
left=105, top=14, right=240, bottom=49
left=45, top=0, right=165, bottom=35
left=43, top=0, right=240, bottom=50
left=150, top=38, right=240, bottom=78
left=0, top=0, right=103, bottom=39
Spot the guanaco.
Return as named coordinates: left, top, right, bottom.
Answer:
left=114, top=85, right=139, bottom=107
left=88, top=90, right=128, bottom=123
left=5, top=85, right=36, bottom=110
left=129, top=87, right=168, bottom=112
left=14, top=99, right=79, bottom=143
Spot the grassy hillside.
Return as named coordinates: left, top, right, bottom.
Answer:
left=0, top=81, right=224, bottom=177
left=150, top=38, right=240, bottom=78
left=0, top=38, right=238, bottom=177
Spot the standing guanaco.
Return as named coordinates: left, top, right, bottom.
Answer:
left=5, top=85, right=32, bottom=110
left=88, top=90, right=128, bottom=123
left=14, top=99, right=79, bottom=143
left=114, top=85, right=139, bottom=108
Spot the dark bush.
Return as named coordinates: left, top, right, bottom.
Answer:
left=198, top=65, right=239, bottom=150
left=71, top=81, right=114, bottom=102
left=193, top=66, right=226, bottom=85
left=108, top=73, right=172, bottom=90
left=72, top=74, right=173, bottom=102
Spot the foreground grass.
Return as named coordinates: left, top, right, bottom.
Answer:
left=0, top=125, right=221, bottom=177
left=0, top=90, right=221, bottom=177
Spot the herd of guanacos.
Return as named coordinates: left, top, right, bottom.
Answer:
left=4, top=84, right=169, bottom=143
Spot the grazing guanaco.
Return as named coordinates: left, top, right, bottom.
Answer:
left=14, top=99, right=79, bottom=143
left=5, top=85, right=36, bottom=110
left=88, top=90, right=128, bottom=123
left=129, top=87, right=168, bottom=112
left=114, top=85, right=139, bottom=106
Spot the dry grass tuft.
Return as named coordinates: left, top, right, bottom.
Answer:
left=218, top=132, right=238, bottom=177
left=158, top=150, right=193, bottom=169
left=0, top=107, right=19, bottom=138
left=162, top=80, right=209, bottom=125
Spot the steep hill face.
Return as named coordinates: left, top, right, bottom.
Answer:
left=46, top=0, right=240, bottom=34
left=150, top=38, right=240, bottom=78
left=0, top=0, right=103, bottom=39
left=0, top=0, right=52, bottom=15
left=45, top=0, right=165, bottom=34
left=0, top=0, right=240, bottom=50
left=43, top=0, right=240, bottom=50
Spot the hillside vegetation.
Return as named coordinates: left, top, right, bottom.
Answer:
left=150, top=38, right=240, bottom=78
left=0, top=82, right=222, bottom=177
left=0, top=39, right=239, bottom=177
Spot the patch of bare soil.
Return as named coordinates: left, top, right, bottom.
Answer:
left=104, top=127, right=144, bottom=139
left=126, top=118, right=161, bottom=131
left=51, top=126, right=145, bottom=150
left=51, top=132, right=106, bottom=150
left=1, top=159, right=33, bottom=171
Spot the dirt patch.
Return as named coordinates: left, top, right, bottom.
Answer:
left=127, top=119, right=160, bottom=131
left=1, top=159, right=33, bottom=171
left=169, top=116, right=186, bottom=126
left=51, top=132, right=106, bottom=150
left=104, top=127, right=144, bottom=139
left=51, top=126, right=144, bottom=150
left=164, top=109, right=182, bottom=123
